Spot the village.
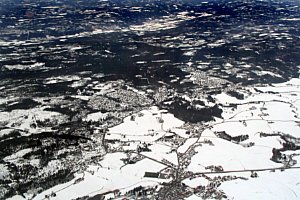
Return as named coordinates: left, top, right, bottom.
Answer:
left=58, top=78, right=300, bottom=199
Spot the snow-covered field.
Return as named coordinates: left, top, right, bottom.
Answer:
left=0, top=107, right=67, bottom=134
left=8, top=78, right=300, bottom=199
left=186, top=79, right=300, bottom=199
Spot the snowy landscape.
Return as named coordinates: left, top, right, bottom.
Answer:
left=1, top=0, right=300, bottom=199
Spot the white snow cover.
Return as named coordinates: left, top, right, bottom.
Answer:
left=8, top=79, right=300, bottom=200
left=129, top=12, right=195, bottom=32
left=220, top=170, right=300, bottom=200
left=85, top=111, right=109, bottom=122
left=44, top=75, right=81, bottom=84
left=30, top=158, right=166, bottom=200
left=186, top=79, right=300, bottom=199
left=4, top=148, right=32, bottom=162
left=107, top=106, right=184, bottom=142
left=0, top=164, right=10, bottom=180
left=185, top=194, right=202, bottom=200
left=3, top=62, right=45, bottom=71
left=178, top=138, right=198, bottom=153
left=182, top=177, right=209, bottom=188
left=0, top=108, right=67, bottom=134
